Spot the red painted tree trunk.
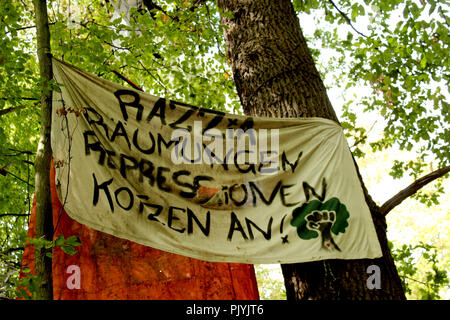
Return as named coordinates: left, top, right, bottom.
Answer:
left=20, top=162, right=259, bottom=299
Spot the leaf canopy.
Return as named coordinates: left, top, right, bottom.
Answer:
left=0, top=0, right=448, bottom=299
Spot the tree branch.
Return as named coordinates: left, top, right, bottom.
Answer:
left=0, top=213, right=31, bottom=218
left=380, top=165, right=450, bottom=216
left=142, top=0, right=210, bottom=20
left=0, top=97, right=39, bottom=101
left=7, top=148, right=34, bottom=155
left=0, top=105, right=26, bottom=117
left=111, top=70, right=143, bottom=91
left=438, top=5, right=450, bottom=29
left=4, top=22, right=56, bottom=35
left=142, top=0, right=178, bottom=20
left=0, top=168, right=35, bottom=187
left=188, top=0, right=211, bottom=12
left=327, top=0, right=368, bottom=38
left=137, top=60, right=168, bottom=94
left=0, top=247, right=25, bottom=255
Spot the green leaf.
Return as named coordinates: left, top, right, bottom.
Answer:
left=61, top=245, right=77, bottom=256
left=54, top=234, right=65, bottom=247
left=429, top=2, right=436, bottom=15
left=403, top=6, right=409, bottom=19
left=420, top=55, right=427, bottom=68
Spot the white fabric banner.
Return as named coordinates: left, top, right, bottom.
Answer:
left=51, top=58, right=382, bottom=263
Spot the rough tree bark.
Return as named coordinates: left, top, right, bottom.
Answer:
left=33, top=0, right=54, bottom=300
left=217, top=0, right=406, bottom=299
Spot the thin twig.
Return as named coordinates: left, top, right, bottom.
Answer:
left=0, top=106, right=26, bottom=117
left=112, top=70, right=143, bottom=91
left=138, top=60, right=168, bottom=94
left=0, top=97, right=39, bottom=101
left=0, top=169, right=35, bottom=187
left=1, top=214, right=22, bottom=249
left=5, top=22, right=56, bottom=35
left=402, top=275, right=442, bottom=288
left=438, top=5, right=450, bottom=29
left=205, top=2, right=225, bottom=57
left=73, top=21, right=134, bottom=51
left=327, top=0, right=368, bottom=38
left=142, top=0, right=179, bottom=21
left=0, top=247, right=25, bottom=255
left=7, top=148, right=34, bottom=155
left=189, top=0, right=211, bottom=12
left=351, top=119, right=378, bottom=149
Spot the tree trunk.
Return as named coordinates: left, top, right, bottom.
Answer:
left=33, top=0, right=53, bottom=300
left=217, top=0, right=406, bottom=299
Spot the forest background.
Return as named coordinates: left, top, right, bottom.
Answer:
left=0, top=0, right=448, bottom=299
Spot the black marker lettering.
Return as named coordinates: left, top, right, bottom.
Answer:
left=145, top=203, right=163, bottom=223
left=303, top=177, right=327, bottom=202
left=119, top=154, right=139, bottom=179
left=227, top=212, right=248, bottom=241
left=169, top=108, right=196, bottom=130
left=114, top=89, right=143, bottom=121
left=203, top=112, right=225, bottom=132
left=138, top=159, right=155, bottom=186
left=92, top=174, right=114, bottom=212
left=234, top=150, right=256, bottom=174
left=245, top=217, right=273, bottom=240
left=156, top=167, right=171, bottom=192
left=281, top=150, right=303, bottom=172
left=133, top=128, right=156, bottom=154
left=84, top=107, right=110, bottom=139
left=114, top=187, right=134, bottom=211
left=111, top=121, right=131, bottom=149
left=147, top=98, right=166, bottom=125
left=172, top=170, right=196, bottom=198
left=229, top=184, right=248, bottom=206
left=248, top=181, right=282, bottom=206
left=167, top=206, right=186, bottom=233
left=157, top=133, right=177, bottom=155
left=83, top=130, right=106, bottom=164
left=187, top=208, right=210, bottom=236
left=280, top=184, right=300, bottom=207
